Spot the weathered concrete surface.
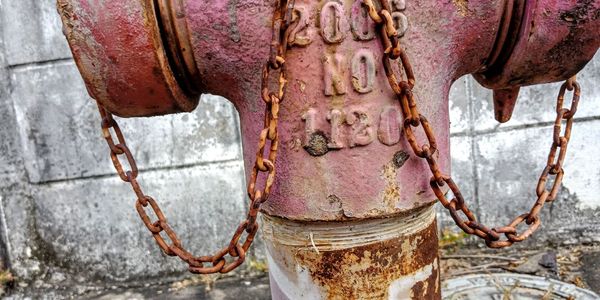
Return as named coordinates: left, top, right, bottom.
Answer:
left=1, top=87, right=248, bottom=281
left=11, top=61, right=241, bottom=184
left=0, top=2, right=18, bottom=273
left=32, top=161, right=247, bottom=281
left=0, top=0, right=20, bottom=178
left=474, top=121, right=600, bottom=244
left=0, top=0, right=39, bottom=280
left=2, top=86, right=249, bottom=281
left=439, top=132, right=475, bottom=231
left=0, top=0, right=71, bottom=65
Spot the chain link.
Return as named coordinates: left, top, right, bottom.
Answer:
left=95, top=0, right=294, bottom=274
left=363, top=0, right=581, bottom=248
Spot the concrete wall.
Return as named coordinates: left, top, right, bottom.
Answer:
left=446, top=57, right=600, bottom=245
left=0, top=0, right=598, bottom=283
left=0, top=0, right=248, bottom=282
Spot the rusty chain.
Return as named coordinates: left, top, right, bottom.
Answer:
left=95, top=0, right=294, bottom=274
left=364, top=0, right=581, bottom=248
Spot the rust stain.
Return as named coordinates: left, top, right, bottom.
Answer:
left=452, top=0, right=469, bottom=17
left=382, top=152, right=408, bottom=210
left=294, top=220, right=439, bottom=299
left=382, top=162, right=401, bottom=210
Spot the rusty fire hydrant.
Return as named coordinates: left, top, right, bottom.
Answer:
left=57, top=0, right=599, bottom=299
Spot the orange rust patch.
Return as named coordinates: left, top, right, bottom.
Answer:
left=382, top=162, right=401, bottom=210
left=294, top=219, right=439, bottom=299
left=452, top=0, right=469, bottom=16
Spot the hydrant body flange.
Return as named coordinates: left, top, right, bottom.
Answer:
left=58, top=0, right=599, bottom=298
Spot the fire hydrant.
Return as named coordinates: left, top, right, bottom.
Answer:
left=57, top=0, right=599, bottom=299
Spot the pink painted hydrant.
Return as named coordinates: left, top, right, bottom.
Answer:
left=57, top=0, right=599, bottom=298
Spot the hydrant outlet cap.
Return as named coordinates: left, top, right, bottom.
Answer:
left=58, top=0, right=201, bottom=117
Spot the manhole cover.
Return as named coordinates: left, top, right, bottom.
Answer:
left=442, top=273, right=599, bottom=299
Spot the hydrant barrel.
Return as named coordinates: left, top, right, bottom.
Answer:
left=57, top=0, right=599, bottom=298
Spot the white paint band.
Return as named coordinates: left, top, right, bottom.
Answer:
left=260, top=204, right=436, bottom=251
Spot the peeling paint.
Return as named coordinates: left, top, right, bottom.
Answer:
left=388, top=258, right=439, bottom=300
